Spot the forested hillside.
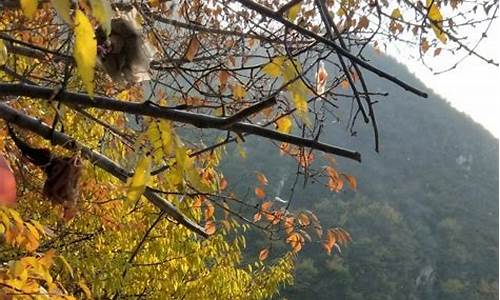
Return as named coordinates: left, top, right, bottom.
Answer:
left=221, top=52, right=499, bottom=300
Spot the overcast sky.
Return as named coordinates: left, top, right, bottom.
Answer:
left=389, top=21, right=499, bottom=138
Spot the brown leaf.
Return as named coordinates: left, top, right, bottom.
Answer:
left=184, top=37, right=200, bottom=61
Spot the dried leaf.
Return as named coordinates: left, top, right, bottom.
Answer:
left=185, top=37, right=200, bottom=61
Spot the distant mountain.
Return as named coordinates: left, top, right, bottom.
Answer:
left=220, top=52, right=499, bottom=300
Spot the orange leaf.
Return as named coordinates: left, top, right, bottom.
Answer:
left=297, top=212, right=310, bottom=226
left=185, top=37, right=200, bottom=61
left=284, top=217, right=295, bottom=234
left=259, top=248, right=269, bottom=261
left=256, top=172, right=269, bottom=186
left=219, top=178, right=228, bottom=190
left=341, top=174, right=357, bottom=190
left=253, top=211, right=262, bottom=222
left=255, top=187, right=266, bottom=199
left=204, top=220, right=216, bottom=235
left=204, top=199, right=215, bottom=220
left=286, top=232, right=304, bottom=253
left=261, top=201, right=272, bottom=212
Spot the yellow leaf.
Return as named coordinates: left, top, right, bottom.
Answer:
left=51, top=0, right=73, bottom=24
left=0, top=40, right=8, bottom=66
left=90, top=0, right=113, bottom=35
left=262, top=56, right=284, bottom=77
left=185, top=37, right=200, bottom=61
left=78, top=280, right=92, bottom=299
left=20, top=0, right=38, bottom=19
left=73, top=10, right=97, bottom=97
left=58, top=255, right=74, bottom=278
left=127, top=155, right=152, bottom=202
left=391, top=8, right=402, bottom=20
left=232, top=84, right=246, bottom=100
left=287, top=2, right=302, bottom=21
left=427, top=0, right=447, bottom=43
left=276, top=116, right=293, bottom=134
left=258, top=248, right=269, bottom=261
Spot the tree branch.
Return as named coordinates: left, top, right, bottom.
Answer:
left=0, top=103, right=208, bottom=238
left=0, top=83, right=362, bottom=162
left=234, top=0, right=429, bottom=98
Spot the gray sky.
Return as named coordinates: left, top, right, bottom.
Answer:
left=390, top=21, right=499, bottom=137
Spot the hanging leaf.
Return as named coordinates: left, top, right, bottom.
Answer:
left=0, top=41, right=7, bottom=67
left=127, top=155, right=152, bottom=202
left=276, top=116, right=293, bottom=134
left=51, top=0, right=73, bottom=24
left=287, top=2, right=302, bottom=21
left=258, top=248, right=269, bottom=261
left=427, top=0, right=447, bottom=43
left=90, top=0, right=113, bottom=35
left=73, top=10, right=97, bottom=97
left=185, top=36, right=200, bottom=62
left=20, top=0, right=38, bottom=19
